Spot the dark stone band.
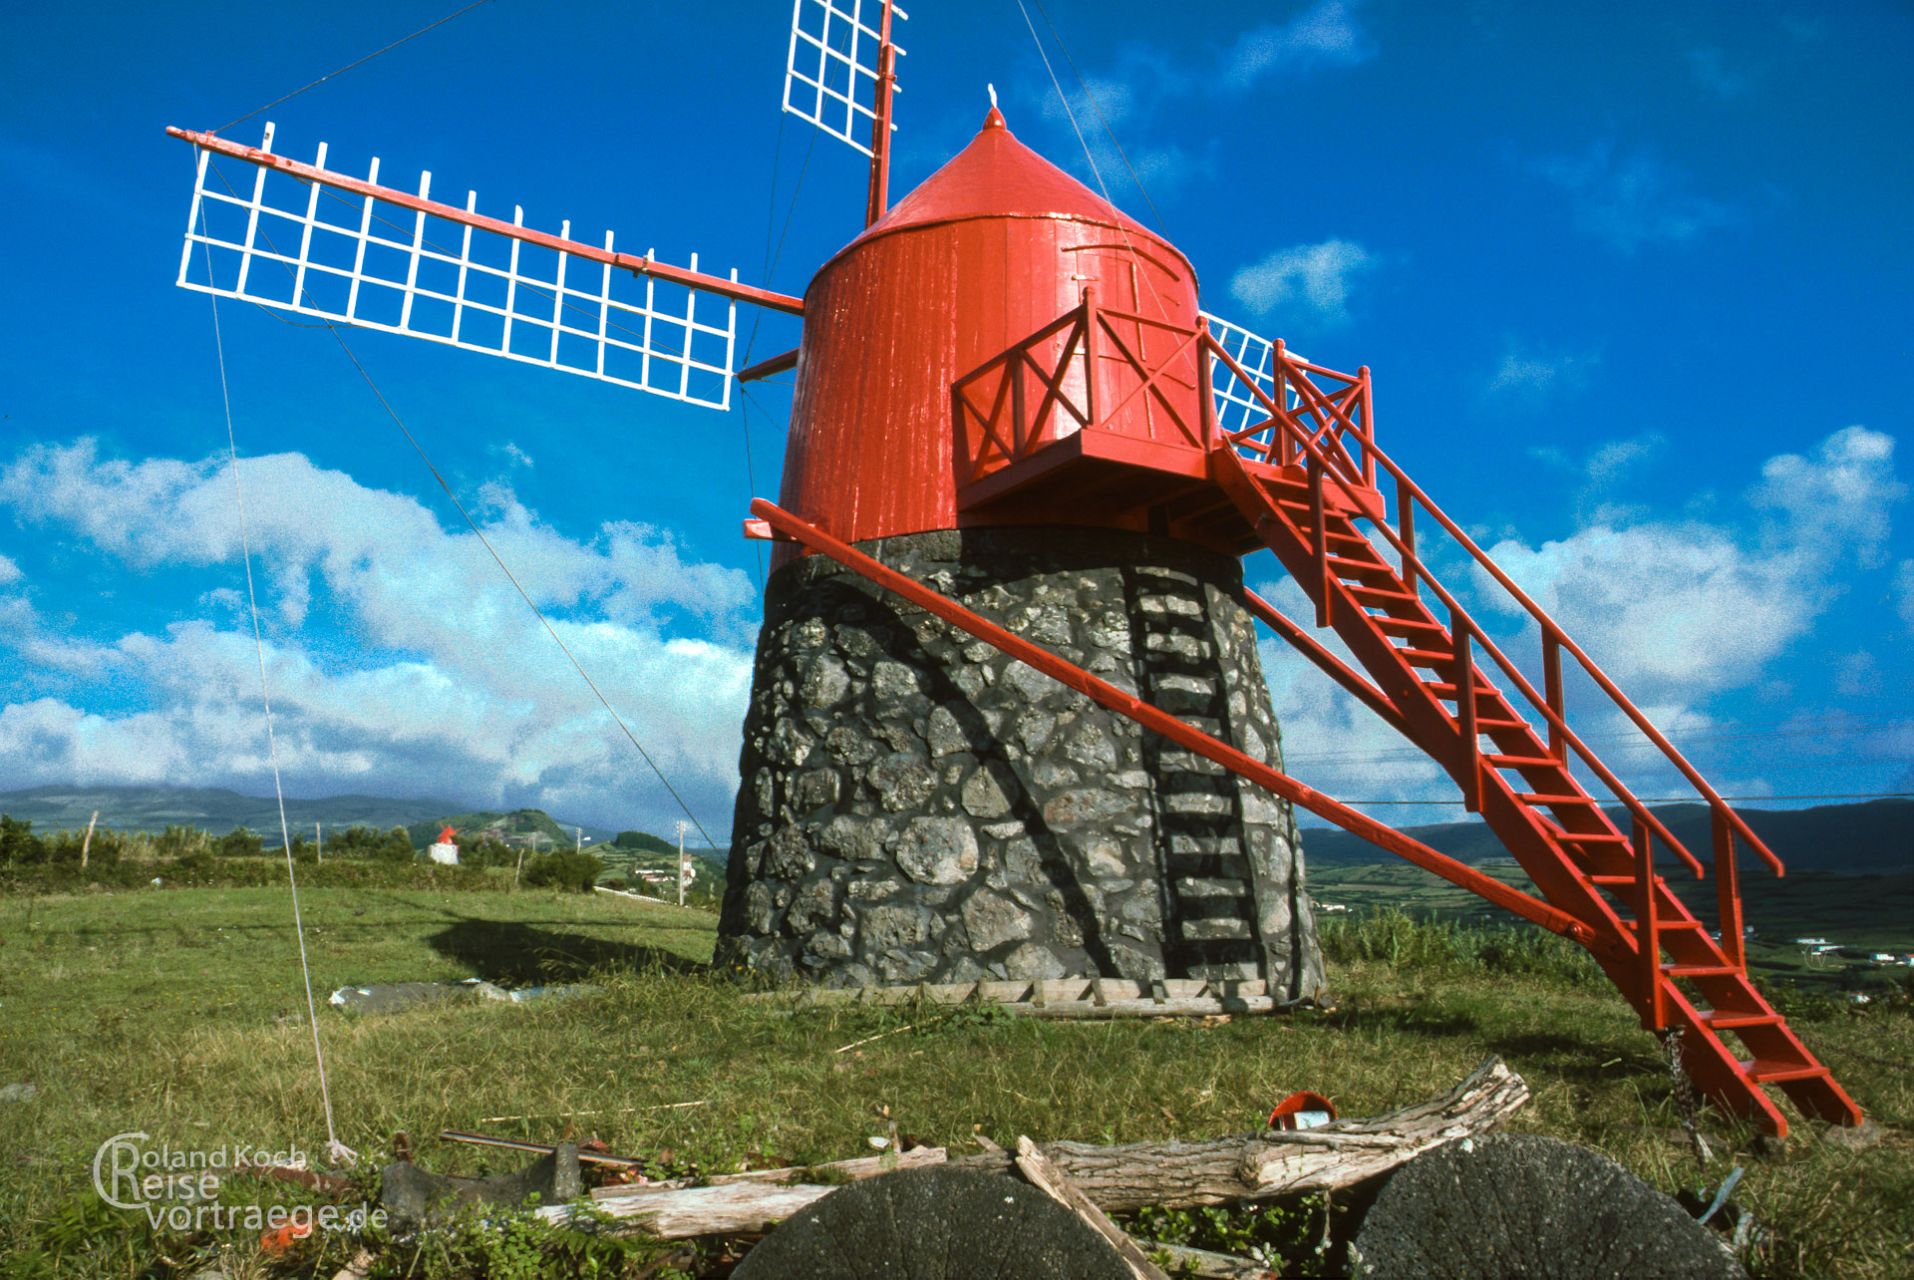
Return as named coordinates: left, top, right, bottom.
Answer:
left=718, top=525, right=1325, bottom=1001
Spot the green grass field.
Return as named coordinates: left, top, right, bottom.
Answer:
left=1, top=885, right=1909, bottom=1278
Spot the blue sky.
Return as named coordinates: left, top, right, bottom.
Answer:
left=1, top=0, right=1910, bottom=838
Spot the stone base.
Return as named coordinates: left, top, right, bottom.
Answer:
left=717, top=526, right=1325, bottom=1001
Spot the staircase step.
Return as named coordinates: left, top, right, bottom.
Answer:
left=1516, top=792, right=1597, bottom=806
left=1618, top=919, right=1707, bottom=933
left=1744, top=1060, right=1831, bottom=1085
left=1485, top=753, right=1561, bottom=769
left=1396, top=647, right=1455, bottom=666
left=1324, top=530, right=1370, bottom=546
left=1665, top=963, right=1742, bottom=979
left=1476, top=716, right=1529, bottom=729
left=1548, top=828, right=1629, bottom=846
left=1373, top=617, right=1445, bottom=635
left=1700, top=1011, right=1784, bottom=1031
left=1422, top=681, right=1503, bottom=699
left=1324, top=553, right=1391, bottom=576
left=1346, top=583, right=1420, bottom=603
left=1589, top=874, right=1638, bottom=887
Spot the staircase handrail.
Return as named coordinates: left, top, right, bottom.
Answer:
left=1206, top=336, right=1783, bottom=880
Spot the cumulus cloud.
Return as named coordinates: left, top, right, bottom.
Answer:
left=1898, top=561, right=1914, bottom=633
left=1486, top=344, right=1602, bottom=404
left=1228, top=239, right=1374, bottom=326
left=1223, top=1, right=1376, bottom=89
left=0, top=552, right=20, bottom=585
left=1530, top=142, right=1737, bottom=253
left=0, top=440, right=758, bottom=836
left=1024, top=3, right=1373, bottom=197
left=1474, top=426, right=1903, bottom=707
left=1255, top=587, right=1450, bottom=814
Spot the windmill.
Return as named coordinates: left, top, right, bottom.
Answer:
left=167, top=0, right=1861, bottom=1137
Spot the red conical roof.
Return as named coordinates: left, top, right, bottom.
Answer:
left=848, top=106, right=1170, bottom=251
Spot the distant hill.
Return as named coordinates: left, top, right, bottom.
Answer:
left=0, top=785, right=618, bottom=849
left=1300, top=799, right=1912, bottom=875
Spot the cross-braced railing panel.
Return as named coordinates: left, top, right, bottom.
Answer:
left=956, top=296, right=1378, bottom=492
left=782, top=0, right=906, bottom=156
left=177, top=125, right=740, bottom=409
left=954, top=295, right=1220, bottom=487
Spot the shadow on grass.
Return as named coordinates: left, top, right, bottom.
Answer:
left=428, top=917, right=709, bottom=985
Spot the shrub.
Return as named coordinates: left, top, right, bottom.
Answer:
left=0, top=814, right=47, bottom=865
left=522, top=849, right=604, bottom=893
left=214, top=826, right=262, bottom=857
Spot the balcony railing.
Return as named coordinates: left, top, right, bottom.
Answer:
left=951, top=288, right=1378, bottom=492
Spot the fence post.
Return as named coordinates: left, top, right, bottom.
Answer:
left=1713, top=808, right=1744, bottom=968
left=1359, top=366, right=1376, bottom=489
left=1453, top=615, right=1479, bottom=812
left=1398, top=479, right=1417, bottom=599
left=1635, top=814, right=1666, bottom=1030
left=1543, top=633, right=1565, bottom=763
left=1081, top=287, right=1100, bottom=431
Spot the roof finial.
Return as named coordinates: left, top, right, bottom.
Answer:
left=983, top=83, right=1006, bottom=130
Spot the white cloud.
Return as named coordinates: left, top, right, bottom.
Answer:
left=0, top=553, right=20, bottom=586
left=1474, top=426, right=1903, bottom=706
left=1751, top=425, right=1904, bottom=568
left=1486, top=344, right=1602, bottom=404
left=0, top=440, right=758, bottom=836
left=1022, top=5, right=1372, bottom=197
left=1228, top=239, right=1374, bottom=325
left=1530, top=142, right=1736, bottom=253
left=1253, top=576, right=1450, bottom=812
left=1896, top=561, right=1914, bottom=634
left=1224, top=1, right=1376, bottom=89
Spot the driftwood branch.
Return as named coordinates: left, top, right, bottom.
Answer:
left=542, top=1059, right=1526, bottom=1239
left=953, top=1056, right=1529, bottom=1212
left=1138, top=1241, right=1276, bottom=1279
left=1015, top=1136, right=1170, bottom=1280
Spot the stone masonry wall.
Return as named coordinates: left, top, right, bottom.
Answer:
left=716, top=527, right=1326, bottom=1001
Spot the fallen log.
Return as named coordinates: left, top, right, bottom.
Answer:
left=953, top=1056, right=1528, bottom=1212
left=540, top=1058, right=1525, bottom=1238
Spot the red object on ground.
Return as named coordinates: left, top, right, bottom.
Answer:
left=1268, top=1091, right=1338, bottom=1131
left=259, top=1220, right=313, bottom=1255
left=436, top=825, right=456, bottom=845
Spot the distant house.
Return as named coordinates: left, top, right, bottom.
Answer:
left=428, top=825, right=460, bottom=866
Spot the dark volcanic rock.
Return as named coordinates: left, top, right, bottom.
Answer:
left=717, top=525, right=1324, bottom=998
left=731, top=1166, right=1132, bottom=1280
left=1352, top=1133, right=1746, bottom=1279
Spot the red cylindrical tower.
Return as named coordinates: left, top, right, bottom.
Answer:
left=776, top=107, right=1203, bottom=555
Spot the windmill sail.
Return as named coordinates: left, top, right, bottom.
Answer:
left=782, top=0, right=906, bottom=156
left=170, top=124, right=802, bottom=411
left=1202, top=311, right=1296, bottom=435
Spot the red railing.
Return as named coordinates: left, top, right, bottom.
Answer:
left=952, top=293, right=1778, bottom=965
left=953, top=289, right=1378, bottom=492
left=1216, top=354, right=1782, bottom=963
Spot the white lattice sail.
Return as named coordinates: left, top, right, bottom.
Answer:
left=782, top=0, right=906, bottom=156
left=177, top=124, right=741, bottom=409
left=1203, top=311, right=1287, bottom=436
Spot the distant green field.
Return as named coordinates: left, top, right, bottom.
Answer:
left=1308, top=860, right=1914, bottom=995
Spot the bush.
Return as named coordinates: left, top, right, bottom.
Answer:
left=0, top=814, right=47, bottom=865
left=214, top=826, right=262, bottom=857
left=522, top=849, right=604, bottom=893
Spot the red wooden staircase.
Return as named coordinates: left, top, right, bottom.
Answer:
left=1208, top=444, right=1862, bottom=1137
left=758, top=292, right=1864, bottom=1137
